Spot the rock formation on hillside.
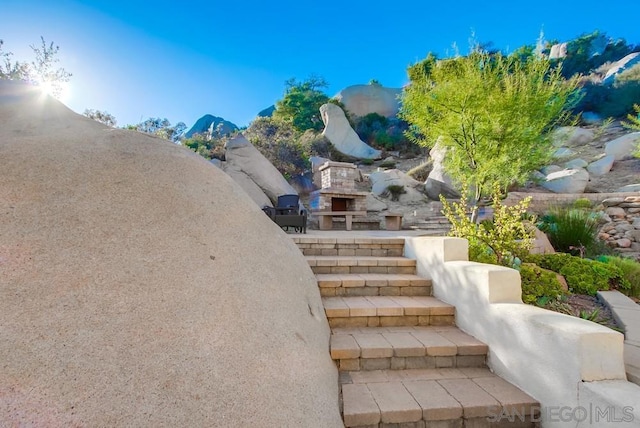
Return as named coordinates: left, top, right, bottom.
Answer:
left=221, top=133, right=300, bottom=207
left=335, top=83, right=402, bottom=118
left=320, top=103, right=382, bottom=159
left=184, top=114, right=238, bottom=139
left=0, top=81, right=342, bottom=427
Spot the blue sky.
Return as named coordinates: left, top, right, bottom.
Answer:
left=3, top=0, right=640, bottom=129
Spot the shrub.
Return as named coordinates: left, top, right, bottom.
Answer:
left=519, top=263, right=567, bottom=305
left=407, top=160, right=433, bottom=182
left=572, top=198, right=592, bottom=209
left=442, top=184, right=534, bottom=266
left=537, top=207, right=600, bottom=255
left=379, top=160, right=396, bottom=169
left=385, top=185, right=406, bottom=201
left=527, top=253, right=630, bottom=295
left=597, top=255, right=640, bottom=298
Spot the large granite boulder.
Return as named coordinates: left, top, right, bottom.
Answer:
left=320, top=103, right=382, bottom=159
left=0, top=81, right=342, bottom=427
left=605, top=132, right=640, bottom=160
left=184, top=114, right=238, bottom=139
left=424, top=143, right=459, bottom=200
left=335, top=84, right=402, bottom=118
left=603, top=52, right=640, bottom=84
left=548, top=43, right=568, bottom=59
left=368, top=169, right=427, bottom=203
left=541, top=168, right=590, bottom=193
left=223, top=134, right=299, bottom=205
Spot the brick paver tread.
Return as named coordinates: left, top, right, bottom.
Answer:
left=330, top=326, right=487, bottom=360
left=323, top=296, right=454, bottom=318
left=341, top=368, right=539, bottom=427
left=316, top=273, right=431, bottom=288
left=307, top=256, right=416, bottom=267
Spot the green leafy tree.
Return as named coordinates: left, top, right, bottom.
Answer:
left=0, top=37, right=71, bottom=98
left=401, top=51, right=579, bottom=219
left=129, top=117, right=186, bottom=142
left=83, top=109, right=117, bottom=127
left=272, top=76, right=330, bottom=132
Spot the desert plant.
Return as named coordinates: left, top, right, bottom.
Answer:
left=385, top=185, right=406, bottom=201
left=407, top=160, right=433, bottom=182
left=519, top=263, right=567, bottom=305
left=597, top=255, right=640, bottom=298
left=527, top=253, right=630, bottom=295
left=442, top=184, right=534, bottom=266
left=537, top=207, right=600, bottom=255
left=572, top=198, right=593, bottom=209
left=379, top=160, right=396, bottom=169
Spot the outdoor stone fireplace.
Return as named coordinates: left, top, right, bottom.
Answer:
left=309, top=161, right=368, bottom=212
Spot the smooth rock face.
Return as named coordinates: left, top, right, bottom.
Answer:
left=320, top=103, right=382, bottom=159
left=605, top=132, right=640, bottom=161
left=425, top=143, right=459, bottom=200
left=223, top=134, right=299, bottom=206
left=335, top=84, right=402, bottom=118
left=0, top=81, right=342, bottom=427
left=617, top=184, right=640, bottom=193
left=549, top=43, right=568, bottom=59
left=603, top=52, right=640, bottom=84
left=587, top=154, right=615, bottom=176
left=542, top=168, right=590, bottom=193
left=368, top=169, right=426, bottom=203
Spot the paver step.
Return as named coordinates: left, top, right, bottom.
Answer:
left=340, top=367, right=539, bottom=427
left=331, top=326, right=487, bottom=371
left=308, top=256, right=416, bottom=275
left=323, top=296, right=455, bottom=328
left=317, top=273, right=431, bottom=297
left=625, top=343, right=640, bottom=386
left=292, top=236, right=405, bottom=257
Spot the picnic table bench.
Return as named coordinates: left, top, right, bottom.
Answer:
left=314, top=211, right=367, bottom=231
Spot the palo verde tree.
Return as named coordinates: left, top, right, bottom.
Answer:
left=273, top=75, right=330, bottom=132
left=401, top=50, right=580, bottom=220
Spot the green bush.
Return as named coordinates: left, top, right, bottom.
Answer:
left=527, top=253, right=630, bottom=295
left=572, top=198, right=592, bottom=209
left=597, top=255, right=640, bottom=298
left=385, top=185, right=406, bottom=201
left=537, top=207, right=600, bottom=256
left=407, top=160, right=433, bottom=182
left=519, top=263, right=567, bottom=305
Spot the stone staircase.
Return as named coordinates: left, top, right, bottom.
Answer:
left=293, top=236, right=540, bottom=428
left=409, top=215, right=452, bottom=236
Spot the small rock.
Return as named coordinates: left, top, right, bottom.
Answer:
left=616, top=238, right=633, bottom=248
left=565, top=158, right=588, bottom=169
left=553, top=148, right=574, bottom=159
left=541, top=168, right=589, bottom=194
left=615, top=223, right=634, bottom=233
left=625, top=196, right=640, bottom=202
left=599, top=232, right=611, bottom=240
left=605, top=207, right=626, bottom=218
left=625, top=230, right=640, bottom=241
left=602, top=198, right=625, bottom=207
left=540, top=165, right=562, bottom=175
left=586, top=155, right=615, bottom=177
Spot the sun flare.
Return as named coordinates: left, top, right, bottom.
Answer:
left=37, top=79, right=70, bottom=104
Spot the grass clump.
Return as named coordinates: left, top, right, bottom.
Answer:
left=537, top=207, right=600, bottom=256
left=597, top=255, right=640, bottom=298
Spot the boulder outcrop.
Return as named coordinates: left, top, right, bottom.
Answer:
left=320, top=103, right=382, bottom=159
left=0, top=81, right=342, bottom=427
left=605, top=132, right=640, bottom=160
left=335, top=84, right=402, bottom=118
left=223, top=134, right=299, bottom=206
left=424, top=143, right=459, bottom=200
left=368, top=169, right=426, bottom=203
